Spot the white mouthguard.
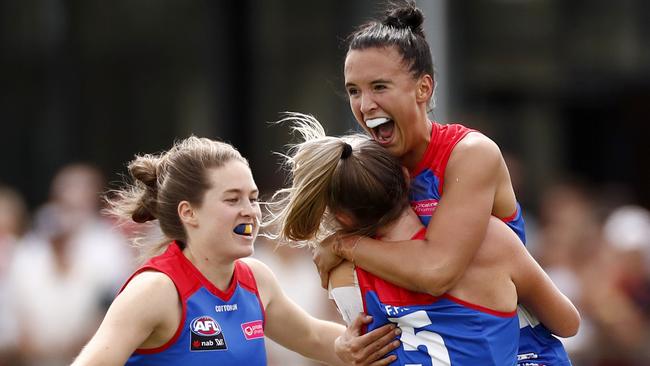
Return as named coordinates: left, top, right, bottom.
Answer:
left=365, top=117, right=391, bottom=129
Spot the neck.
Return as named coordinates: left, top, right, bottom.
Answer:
left=182, top=241, right=235, bottom=291
left=375, top=208, right=424, bottom=241
left=401, top=118, right=432, bottom=171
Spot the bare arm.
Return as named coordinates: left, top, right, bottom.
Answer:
left=329, top=134, right=501, bottom=295
left=71, top=272, right=179, bottom=366
left=244, top=258, right=398, bottom=366
left=510, top=243, right=581, bottom=337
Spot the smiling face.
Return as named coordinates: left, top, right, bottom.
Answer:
left=186, top=161, right=261, bottom=261
left=344, top=46, right=433, bottom=169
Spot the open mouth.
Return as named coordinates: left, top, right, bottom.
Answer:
left=365, top=117, right=395, bottom=145
left=233, top=223, right=253, bottom=236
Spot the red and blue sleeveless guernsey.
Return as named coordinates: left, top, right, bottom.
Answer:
left=409, top=122, right=526, bottom=243
left=410, top=122, right=572, bottom=366
left=123, top=242, right=267, bottom=366
left=357, top=228, right=519, bottom=365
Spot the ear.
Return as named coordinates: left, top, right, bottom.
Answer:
left=416, top=74, right=434, bottom=103
left=178, top=200, right=198, bottom=227
left=334, top=211, right=356, bottom=230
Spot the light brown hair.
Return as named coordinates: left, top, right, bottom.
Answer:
left=264, top=113, right=409, bottom=247
left=106, top=136, right=248, bottom=259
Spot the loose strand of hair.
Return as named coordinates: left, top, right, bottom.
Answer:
left=262, top=113, right=346, bottom=247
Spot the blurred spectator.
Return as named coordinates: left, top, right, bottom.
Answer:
left=6, top=164, right=134, bottom=366
left=534, top=181, right=650, bottom=365
left=607, top=208, right=650, bottom=302
left=0, top=185, right=28, bottom=365
left=533, top=181, right=601, bottom=362
left=585, top=205, right=650, bottom=365
left=254, top=237, right=341, bottom=366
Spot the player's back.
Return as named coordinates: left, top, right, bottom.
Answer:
left=359, top=268, right=518, bottom=366
left=329, top=227, right=520, bottom=366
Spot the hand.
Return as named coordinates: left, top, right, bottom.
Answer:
left=313, top=233, right=345, bottom=289
left=334, top=313, right=400, bottom=366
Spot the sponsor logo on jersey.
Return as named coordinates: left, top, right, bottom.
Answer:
left=241, top=320, right=264, bottom=340
left=517, top=352, right=539, bottom=361
left=411, top=199, right=438, bottom=216
left=215, top=304, right=238, bottom=312
left=190, top=316, right=227, bottom=351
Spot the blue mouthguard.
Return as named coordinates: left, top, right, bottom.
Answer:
left=234, top=223, right=253, bottom=235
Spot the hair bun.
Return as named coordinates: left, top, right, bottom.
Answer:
left=131, top=205, right=156, bottom=223
left=128, top=155, right=161, bottom=223
left=129, top=155, right=160, bottom=191
left=383, top=2, right=424, bottom=35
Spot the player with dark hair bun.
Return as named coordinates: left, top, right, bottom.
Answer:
left=315, top=1, right=576, bottom=364
left=266, top=113, right=579, bottom=365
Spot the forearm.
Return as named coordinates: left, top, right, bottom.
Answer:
left=265, top=300, right=349, bottom=365
left=518, top=277, right=580, bottom=338
left=337, top=237, right=460, bottom=296
left=301, top=319, right=348, bottom=366
left=515, top=249, right=580, bottom=337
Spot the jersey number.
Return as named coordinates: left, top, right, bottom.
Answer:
left=388, top=311, right=451, bottom=366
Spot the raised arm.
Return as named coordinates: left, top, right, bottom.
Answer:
left=71, top=271, right=180, bottom=366
left=244, top=258, right=399, bottom=366
left=327, top=134, right=502, bottom=296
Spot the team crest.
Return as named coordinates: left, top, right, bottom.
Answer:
left=190, top=316, right=227, bottom=351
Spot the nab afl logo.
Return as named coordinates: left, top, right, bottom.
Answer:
left=189, top=316, right=227, bottom=351
left=191, top=316, right=221, bottom=336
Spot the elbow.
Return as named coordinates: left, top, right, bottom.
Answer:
left=565, top=309, right=581, bottom=338
left=555, top=309, right=581, bottom=338
left=417, top=268, right=459, bottom=297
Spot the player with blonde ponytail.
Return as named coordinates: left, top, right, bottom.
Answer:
left=72, top=136, right=398, bottom=366
left=267, top=113, right=579, bottom=365
left=314, top=1, right=576, bottom=364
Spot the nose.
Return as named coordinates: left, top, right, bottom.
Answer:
left=360, top=93, right=377, bottom=115
left=240, top=199, right=258, bottom=218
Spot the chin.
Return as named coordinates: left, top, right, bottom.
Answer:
left=385, top=144, right=403, bottom=157
left=234, top=245, right=254, bottom=259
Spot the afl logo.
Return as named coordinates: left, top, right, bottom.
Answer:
left=190, top=316, right=222, bottom=336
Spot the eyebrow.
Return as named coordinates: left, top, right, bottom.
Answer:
left=223, top=188, right=259, bottom=195
left=371, top=79, right=392, bottom=85
left=344, top=79, right=393, bottom=88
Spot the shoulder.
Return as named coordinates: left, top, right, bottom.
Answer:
left=119, top=270, right=179, bottom=309
left=240, top=257, right=279, bottom=307
left=483, top=217, right=523, bottom=255
left=240, top=257, right=275, bottom=280
left=449, top=132, right=502, bottom=170
left=107, top=270, right=180, bottom=334
left=456, top=131, right=500, bottom=154
left=239, top=258, right=279, bottom=291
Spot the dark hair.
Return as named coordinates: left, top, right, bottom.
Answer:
left=347, top=0, right=434, bottom=80
left=264, top=113, right=410, bottom=245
